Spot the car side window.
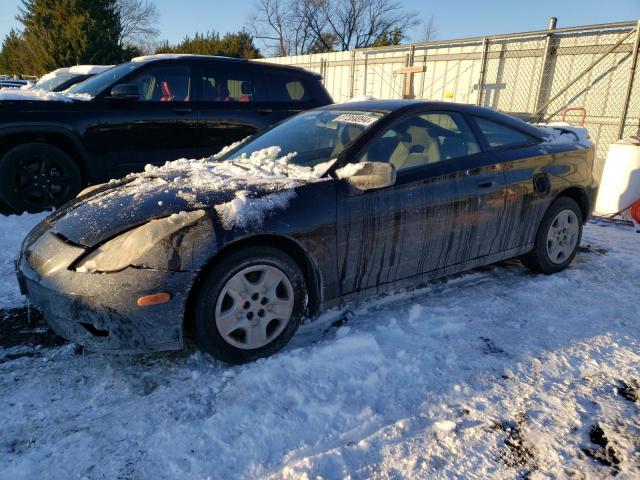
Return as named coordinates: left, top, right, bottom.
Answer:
left=474, top=117, right=536, bottom=148
left=200, top=66, right=261, bottom=102
left=267, top=75, right=310, bottom=102
left=358, top=111, right=481, bottom=172
left=130, top=66, right=191, bottom=102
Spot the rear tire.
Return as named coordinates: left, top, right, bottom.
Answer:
left=521, top=196, right=583, bottom=274
left=193, top=247, right=307, bottom=364
left=0, top=143, right=83, bottom=213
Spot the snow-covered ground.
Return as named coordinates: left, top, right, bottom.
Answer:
left=0, top=213, right=638, bottom=479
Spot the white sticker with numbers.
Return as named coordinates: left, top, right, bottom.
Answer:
left=333, top=113, right=379, bottom=127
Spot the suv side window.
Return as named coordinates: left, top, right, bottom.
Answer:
left=200, top=65, right=264, bottom=102
left=130, top=66, right=191, bottom=102
left=474, top=117, right=536, bottom=148
left=267, top=74, right=310, bottom=102
left=359, top=111, right=481, bottom=172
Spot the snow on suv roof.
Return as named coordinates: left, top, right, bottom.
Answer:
left=131, top=53, right=244, bottom=63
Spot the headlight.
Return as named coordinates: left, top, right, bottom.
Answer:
left=76, top=183, right=107, bottom=198
left=75, top=210, right=205, bottom=273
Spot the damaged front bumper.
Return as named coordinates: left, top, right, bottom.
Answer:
left=16, top=231, right=198, bottom=353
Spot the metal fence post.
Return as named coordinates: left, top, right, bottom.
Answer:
left=320, top=58, right=327, bottom=86
left=476, top=37, right=490, bottom=106
left=617, top=20, right=640, bottom=139
left=348, top=50, right=356, bottom=98
left=362, top=54, right=368, bottom=96
left=534, top=17, right=558, bottom=120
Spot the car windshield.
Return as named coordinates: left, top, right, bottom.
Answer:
left=35, top=74, right=76, bottom=91
left=224, top=109, right=386, bottom=168
left=67, top=62, right=136, bottom=96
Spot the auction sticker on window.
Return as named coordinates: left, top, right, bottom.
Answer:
left=333, top=113, right=379, bottom=127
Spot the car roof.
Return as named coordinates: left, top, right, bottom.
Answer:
left=321, top=99, right=544, bottom=138
left=130, top=53, right=321, bottom=78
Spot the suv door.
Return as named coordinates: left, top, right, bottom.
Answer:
left=264, top=69, right=321, bottom=121
left=336, top=110, right=507, bottom=295
left=90, top=63, right=200, bottom=178
left=192, top=62, right=275, bottom=157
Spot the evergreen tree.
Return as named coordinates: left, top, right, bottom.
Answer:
left=155, top=31, right=261, bottom=59
left=15, top=0, right=131, bottom=75
left=0, top=30, right=30, bottom=75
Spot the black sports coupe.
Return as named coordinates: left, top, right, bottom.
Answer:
left=16, top=100, right=598, bottom=364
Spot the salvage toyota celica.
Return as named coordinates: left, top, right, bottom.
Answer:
left=16, top=100, right=598, bottom=364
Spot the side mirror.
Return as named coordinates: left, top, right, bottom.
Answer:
left=337, top=161, right=397, bottom=191
left=109, top=84, right=139, bottom=100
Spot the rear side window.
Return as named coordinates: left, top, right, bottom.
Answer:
left=200, top=66, right=264, bottom=102
left=267, top=74, right=310, bottom=102
left=474, top=117, right=536, bottom=148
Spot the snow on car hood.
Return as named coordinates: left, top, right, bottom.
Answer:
left=0, top=87, right=92, bottom=102
left=49, top=144, right=335, bottom=246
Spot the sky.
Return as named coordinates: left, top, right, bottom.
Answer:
left=1, top=0, right=638, bottom=55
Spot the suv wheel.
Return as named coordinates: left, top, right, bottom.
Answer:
left=0, top=143, right=83, bottom=213
left=193, top=246, right=307, bottom=364
left=521, top=196, right=583, bottom=274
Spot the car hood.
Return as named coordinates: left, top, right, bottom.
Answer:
left=43, top=149, right=333, bottom=247
left=0, top=88, right=93, bottom=104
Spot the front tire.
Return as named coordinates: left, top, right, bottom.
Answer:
left=193, top=247, right=307, bottom=364
left=521, top=196, right=583, bottom=274
left=0, top=143, right=83, bottom=213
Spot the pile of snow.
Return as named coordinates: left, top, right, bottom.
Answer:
left=68, top=65, right=113, bottom=75
left=97, top=144, right=335, bottom=229
left=0, top=215, right=639, bottom=479
left=536, top=122, right=591, bottom=147
left=34, top=65, right=113, bottom=85
left=215, top=189, right=297, bottom=230
left=0, top=212, right=47, bottom=308
left=0, top=88, right=92, bottom=102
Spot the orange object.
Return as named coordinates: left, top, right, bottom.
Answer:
left=137, top=292, right=171, bottom=307
left=631, top=199, right=640, bottom=223
left=562, top=107, right=586, bottom=126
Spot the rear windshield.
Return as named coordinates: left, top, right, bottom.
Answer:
left=224, top=109, right=386, bottom=168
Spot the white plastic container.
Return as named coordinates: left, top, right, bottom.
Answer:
left=594, top=139, right=640, bottom=216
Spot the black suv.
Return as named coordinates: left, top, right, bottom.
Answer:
left=0, top=54, right=333, bottom=213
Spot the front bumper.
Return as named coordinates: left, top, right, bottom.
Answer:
left=16, top=232, right=198, bottom=353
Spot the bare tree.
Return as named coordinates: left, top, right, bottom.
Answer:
left=421, top=14, right=437, bottom=42
left=116, top=0, right=160, bottom=51
left=250, top=0, right=420, bottom=56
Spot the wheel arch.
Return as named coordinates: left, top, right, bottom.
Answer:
left=555, top=186, right=590, bottom=223
left=0, top=128, right=92, bottom=183
left=183, top=233, right=323, bottom=334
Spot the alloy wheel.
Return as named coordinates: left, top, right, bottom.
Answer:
left=215, top=264, right=294, bottom=350
left=14, top=156, right=72, bottom=209
left=546, top=209, right=580, bottom=264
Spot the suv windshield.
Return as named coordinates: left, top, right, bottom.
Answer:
left=67, top=63, right=136, bottom=96
left=225, top=109, right=385, bottom=168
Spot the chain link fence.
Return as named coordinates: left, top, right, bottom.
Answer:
left=259, top=20, right=640, bottom=168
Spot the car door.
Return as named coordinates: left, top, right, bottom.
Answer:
left=89, top=63, right=200, bottom=178
left=469, top=115, right=547, bottom=253
left=336, top=110, right=506, bottom=296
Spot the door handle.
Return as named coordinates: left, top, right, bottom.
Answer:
left=173, top=108, right=192, bottom=114
left=257, top=108, right=273, bottom=114
left=477, top=180, right=495, bottom=189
